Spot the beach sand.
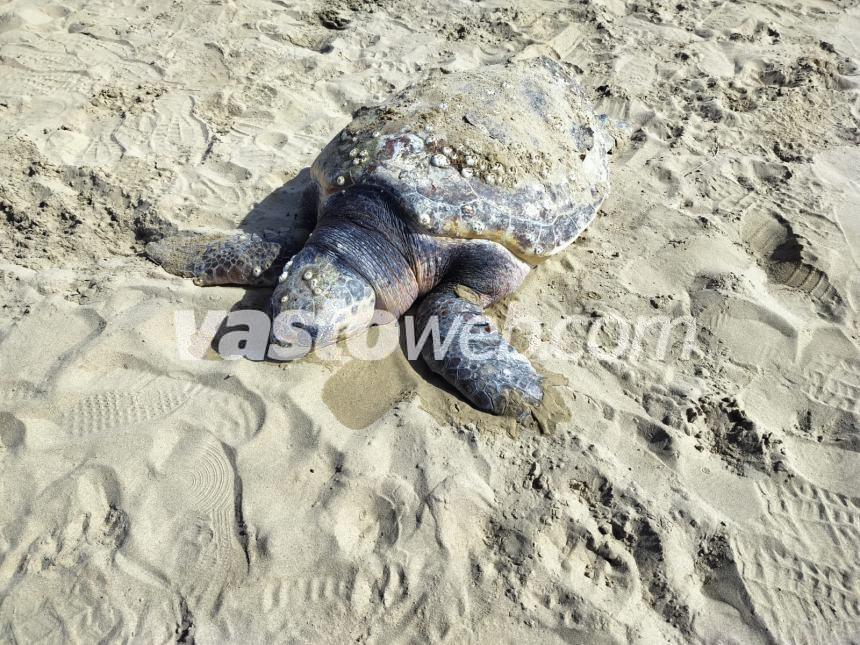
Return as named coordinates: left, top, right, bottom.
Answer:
left=0, top=0, right=858, bottom=641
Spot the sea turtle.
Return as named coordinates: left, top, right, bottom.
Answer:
left=147, top=57, right=624, bottom=415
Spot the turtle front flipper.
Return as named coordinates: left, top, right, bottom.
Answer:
left=416, top=287, right=543, bottom=416
left=146, top=229, right=294, bottom=286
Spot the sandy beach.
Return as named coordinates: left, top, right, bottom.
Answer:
left=0, top=0, right=859, bottom=641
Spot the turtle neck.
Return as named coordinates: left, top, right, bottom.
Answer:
left=311, top=186, right=423, bottom=317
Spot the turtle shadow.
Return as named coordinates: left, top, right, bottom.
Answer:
left=236, top=166, right=318, bottom=245
left=208, top=289, right=271, bottom=357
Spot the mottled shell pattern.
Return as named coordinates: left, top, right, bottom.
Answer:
left=311, top=57, right=613, bottom=263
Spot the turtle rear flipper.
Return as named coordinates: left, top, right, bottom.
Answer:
left=146, top=229, right=293, bottom=286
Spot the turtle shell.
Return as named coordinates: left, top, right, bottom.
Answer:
left=311, top=57, right=613, bottom=263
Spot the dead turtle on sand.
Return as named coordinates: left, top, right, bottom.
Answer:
left=147, top=57, right=624, bottom=415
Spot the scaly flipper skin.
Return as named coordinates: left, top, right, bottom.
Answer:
left=416, top=288, right=543, bottom=415
left=146, top=230, right=292, bottom=286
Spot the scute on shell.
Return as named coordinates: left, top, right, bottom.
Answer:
left=311, top=57, right=615, bottom=263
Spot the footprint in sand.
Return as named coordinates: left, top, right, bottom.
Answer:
left=70, top=35, right=161, bottom=84
left=803, top=354, right=860, bottom=416
left=59, top=378, right=202, bottom=436
left=741, top=210, right=844, bottom=318
left=493, top=506, right=647, bottom=639
left=756, top=474, right=860, bottom=556
left=487, top=464, right=693, bottom=639
left=114, top=94, right=208, bottom=162
left=0, top=43, right=93, bottom=100
left=732, top=533, right=860, bottom=645
left=170, top=160, right=258, bottom=214
left=0, top=465, right=183, bottom=642
left=0, top=304, right=105, bottom=389
left=693, top=289, right=798, bottom=368
left=699, top=167, right=758, bottom=214
left=0, top=381, right=48, bottom=409
left=134, top=428, right=249, bottom=615
left=40, top=121, right=124, bottom=167
left=54, top=365, right=264, bottom=446
left=710, top=472, right=860, bottom=645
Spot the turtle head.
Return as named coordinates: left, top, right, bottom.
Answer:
left=270, top=245, right=376, bottom=353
